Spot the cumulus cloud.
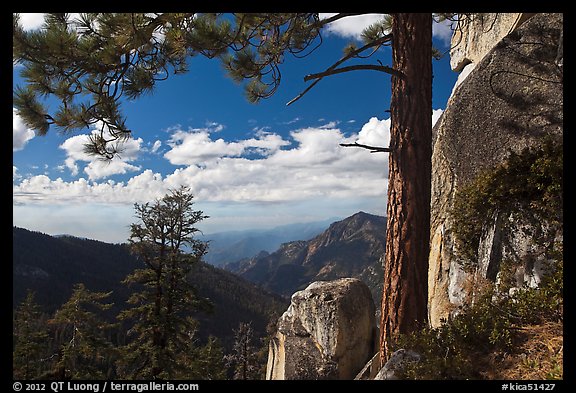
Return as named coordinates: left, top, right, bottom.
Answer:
left=432, top=108, right=443, bottom=126
left=15, top=111, right=444, bottom=205
left=164, top=126, right=291, bottom=166
left=17, top=13, right=89, bottom=32
left=14, top=111, right=443, bottom=239
left=151, top=140, right=162, bottom=153
left=320, top=13, right=387, bottom=41
left=17, top=13, right=46, bottom=30
left=433, top=18, right=455, bottom=46
left=356, top=117, right=391, bottom=147
left=15, top=116, right=391, bottom=205
left=320, top=13, right=455, bottom=44
left=13, top=109, right=35, bottom=152
left=59, top=124, right=143, bottom=180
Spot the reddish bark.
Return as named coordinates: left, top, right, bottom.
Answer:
left=379, top=13, right=432, bottom=363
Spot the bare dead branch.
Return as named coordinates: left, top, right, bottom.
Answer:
left=304, top=64, right=402, bottom=82
left=340, top=142, right=392, bottom=153
left=314, top=13, right=366, bottom=27
left=287, top=33, right=393, bottom=106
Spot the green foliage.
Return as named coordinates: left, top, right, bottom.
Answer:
left=13, top=291, right=51, bottom=379
left=501, top=253, right=563, bottom=325
left=117, top=186, right=213, bottom=379
left=13, top=86, right=49, bottom=135
left=13, top=13, right=398, bottom=158
left=48, top=283, right=117, bottom=379
left=400, top=137, right=564, bottom=379
left=12, top=13, right=323, bottom=156
left=13, top=13, right=195, bottom=155
left=13, top=206, right=285, bottom=379
left=361, top=16, right=391, bottom=44
left=13, top=225, right=287, bottom=359
left=187, top=336, right=227, bottom=380
left=451, top=139, right=563, bottom=270
left=394, top=245, right=563, bottom=380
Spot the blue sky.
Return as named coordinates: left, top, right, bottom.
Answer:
left=13, top=13, right=458, bottom=243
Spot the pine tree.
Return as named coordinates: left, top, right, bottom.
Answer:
left=13, top=291, right=50, bottom=379
left=187, top=336, right=227, bottom=380
left=225, top=322, right=262, bottom=380
left=48, top=283, right=116, bottom=379
left=116, top=186, right=212, bottom=379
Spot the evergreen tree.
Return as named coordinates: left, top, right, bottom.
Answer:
left=48, top=283, right=116, bottom=379
left=188, top=336, right=227, bottom=380
left=117, top=186, right=212, bottom=379
left=13, top=291, right=50, bottom=379
left=225, top=322, right=261, bottom=380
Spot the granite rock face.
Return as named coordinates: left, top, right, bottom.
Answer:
left=428, top=13, right=563, bottom=327
left=266, top=278, right=377, bottom=380
left=450, top=13, right=535, bottom=72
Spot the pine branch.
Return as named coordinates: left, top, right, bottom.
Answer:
left=340, top=142, right=391, bottom=153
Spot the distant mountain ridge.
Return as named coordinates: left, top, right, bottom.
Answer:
left=12, top=227, right=287, bottom=349
left=200, top=217, right=339, bottom=266
left=225, top=211, right=387, bottom=305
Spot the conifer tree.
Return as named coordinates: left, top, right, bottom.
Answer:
left=225, top=322, right=261, bottom=380
left=13, top=291, right=50, bottom=379
left=188, top=336, right=227, bottom=380
left=48, top=283, right=116, bottom=379
left=117, top=186, right=212, bottom=379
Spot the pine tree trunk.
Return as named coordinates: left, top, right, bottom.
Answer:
left=379, top=13, right=432, bottom=363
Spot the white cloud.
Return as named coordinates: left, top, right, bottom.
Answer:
left=14, top=111, right=443, bottom=239
left=320, top=13, right=455, bottom=45
left=13, top=109, right=35, bottom=152
left=59, top=124, right=143, bottom=180
left=432, top=108, right=443, bottom=126
left=355, top=117, right=391, bottom=147
left=17, top=13, right=86, bottom=31
left=205, top=121, right=225, bottom=132
left=84, top=160, right=141, bottom=180
left=15, top=111, right=445, bottom=205
left=14, top=116, right=394, bottom=205
left=164, top=126, right=290, bottom=166
left=151, top=140, right=162, bottom=153
left=17, top=13, right=45, bottom=31
left=320, top=13, right=387, bottom=41
left=433, top=18, right=454, bottom=46
left=282, top=117, right=301, bottom=125
left=318, top=121, right=339, bottom=129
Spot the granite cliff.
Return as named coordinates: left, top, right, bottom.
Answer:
left=427, top=12, right=563, bottom=326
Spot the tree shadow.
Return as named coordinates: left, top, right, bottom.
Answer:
left=489, top=19, right=563, bottom=139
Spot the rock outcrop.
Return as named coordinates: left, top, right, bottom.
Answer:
left=428, top=13, right=563, bottom=327
left=450, top=13, right=535, bottom=72
left=449, top=13, right=536, bottom=94
left=266, top=278, right=376, bottom=380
